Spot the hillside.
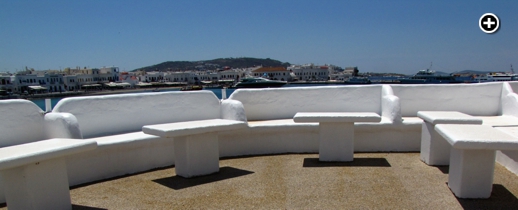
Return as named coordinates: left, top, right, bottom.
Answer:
left=132, top=57, right=291, bottom=72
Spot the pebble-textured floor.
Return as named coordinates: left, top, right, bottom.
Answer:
left=2, top=153, right=518, bottom=209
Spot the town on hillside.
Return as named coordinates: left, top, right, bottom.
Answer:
left=0, top=61, right=516, bottom=98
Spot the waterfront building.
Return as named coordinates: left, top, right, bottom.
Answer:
left=251, top=66, right=292, bottom=81
left=63, top=66, right=120, bottom=90
left=289, top=64, right=330, bottom=81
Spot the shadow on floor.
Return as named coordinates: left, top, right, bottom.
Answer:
left=302, top=158, right=391, bottom=167
left=455, top=184, right=518, bottom=209
left=434, top=165, right=449, bottom=174
left=0, top=203, right=4, bottom=208
left=72, top=204, right=108, bottom=210
left=153, top=166, right=254, bottom=190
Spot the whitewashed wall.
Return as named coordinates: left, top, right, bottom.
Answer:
left=229, top=85, right=383, bottom=121
left=0, top=100, right=45, bottom=147
left=52, top=91, right=221, bottom=138
left=391, top=83, right=503, bottom=117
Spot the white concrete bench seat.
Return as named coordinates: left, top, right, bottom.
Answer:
left=222, top=84, right=417, bottom=156
left=0, top=138, right=97, bottom=210
left=417, top=111, right=483, bottom=166
left=143, top=119, right=247, bottom=178
left=294, top=112, right=381, bottom=162
left=47, top=91, right=247, bottom=185
left=435, top=124, right=518, bottom=199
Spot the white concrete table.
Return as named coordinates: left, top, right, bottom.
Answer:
left=293, top=112, right=381, bottom=162
left=142, top=119, right=247, bottom=178
left=435, top=124, right=518, bottom=198
left=0, top=138, right=97, bottom=210
left=417, top=111, right=482, bottom=165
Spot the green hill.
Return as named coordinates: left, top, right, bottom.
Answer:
left=132, top=57, right=291, bottom=72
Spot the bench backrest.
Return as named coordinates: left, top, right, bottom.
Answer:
left=391, top=83, right=503, bottom=117
left=0, top=99, right=45, bottom=147
left=52, top=91, right=221, bottom=138
left=228, top=85, right=383, bottom=121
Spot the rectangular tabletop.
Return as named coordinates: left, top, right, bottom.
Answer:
left=417, top=111, right=482, bottom=124
left=142, top=119, right=247, bottom=138
left=0, top=138, right=97, bottom=171
left=293, top=112, right=381, bottom=123
left=435, top=124, right=518, bottom=150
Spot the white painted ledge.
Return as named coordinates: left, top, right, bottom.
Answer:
left=435, top=124, right=518, bottom=150
left=0, top=138, right=97, bottom=171
left=142, top=119, right=247, bottom=138
left=417, top=111, right=483, bottom=125
left=293, top=112, right=381, bottom=123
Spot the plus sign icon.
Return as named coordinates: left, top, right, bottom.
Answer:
left=479, top=13, right=500, bottom=34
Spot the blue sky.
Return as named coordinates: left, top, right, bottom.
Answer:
left=1, top=0, right=517, bottom=74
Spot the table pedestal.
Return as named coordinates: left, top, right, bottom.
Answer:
left=319, top=122, right=354, bottom=162
left=448, top=148, right=496, bottom=199
left=420, top=121, right=452, bottom=165
left=1, top=158, right=71, bottom=210
left=174, top=132, right=219, bottom=178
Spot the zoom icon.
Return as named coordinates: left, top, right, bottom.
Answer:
left=479, top=13, right=499, bottom=34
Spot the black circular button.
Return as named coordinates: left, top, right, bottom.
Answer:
left=479, top=13, right=500, bottom=34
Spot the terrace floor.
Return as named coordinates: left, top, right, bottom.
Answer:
left=2, top=153, right=518, bottom=209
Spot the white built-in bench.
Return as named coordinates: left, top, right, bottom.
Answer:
left=435, top=124, right=518, bottom=198
left=50, top=91, right=247, bottom=186
left=143, top=119, right=247, bottom=177
left=222, top=84, right=407, bottom=156
left=0, top=138, right=97, bottom=209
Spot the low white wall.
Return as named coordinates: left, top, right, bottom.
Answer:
left=508, top=81, right=518, bottom=93
left=391, top=83, right=503, bottom=117
left=229, top=85, right=383, bottom=121
left=53, top=91, right=222, bottom=138
left=0, top=100, right=45, bottom=147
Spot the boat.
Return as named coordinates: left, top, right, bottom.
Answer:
left=233, top=77, right=287, bottom=88
left=474, top=72, right=518, bottom=82
left=180, top=85, right=203, bottom=91
left=473, top=66, right=518, bottom=82
left=398, top=69, right=461, bottom=84
left=344, top=77, right=371, bottom=84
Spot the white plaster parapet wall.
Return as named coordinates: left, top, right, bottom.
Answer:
left=52, top=91, right=222, bottom=138
left=390, top=82, right=503, bottom=117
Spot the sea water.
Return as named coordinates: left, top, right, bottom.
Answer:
left=30, top=88, right=237, bottom=110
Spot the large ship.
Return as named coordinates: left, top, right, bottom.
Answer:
left=473, top=65, right=518, bottom=82
left=398, top=69, right=461, bottom=84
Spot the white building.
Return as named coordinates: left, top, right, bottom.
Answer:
left=251, top=67, right=292, bottom=81
left=288, top=64, right=330, bottom=81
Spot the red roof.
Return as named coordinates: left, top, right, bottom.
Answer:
left=252, top=67, right=288, bottom=72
